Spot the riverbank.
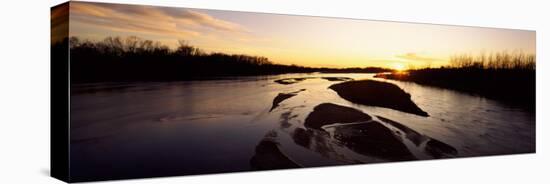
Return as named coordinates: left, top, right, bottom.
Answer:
left=375, top=68, right=535, bottom=111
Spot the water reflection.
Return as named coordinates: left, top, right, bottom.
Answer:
left=70, top=73, right=534, bottom=180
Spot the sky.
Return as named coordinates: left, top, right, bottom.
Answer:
left=68, top=1, right=536, bottom=69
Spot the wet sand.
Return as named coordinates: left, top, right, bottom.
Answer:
left=329, top=80, right=429, bottom=116
left=250, top=135, right=302, bottom=170
left=251, top=102, right=459, bottom=169
left=304, top=103, right=372, bottom=129
left=270, top=89, right=306, bottom=111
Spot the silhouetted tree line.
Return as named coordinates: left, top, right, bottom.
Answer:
left=62, top=36, right=391, bottom=83
left=449, top=52, right=535, bottom=70
left=378, top=52, right=535, bottom=111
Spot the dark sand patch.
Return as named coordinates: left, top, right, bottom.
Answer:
left=425, top=139, right=458, bottom=158
left=274, top=77, right=312, bottom=85
left=253, top=103, right=457, bottom=165
left=280, top=111, right=298, bottom=128
left=304, top=103, right=372, bottom=130
left=303, top=103, right=415, bottom=161
left=329, top=80, right=429, bottom=117
left=377, top=116, right=458, bottom=158
left=270, top=89, right=306, bottom=112
left=302, top=103, right=455, bottom=160
left=331, top=122, right=416, bottom=161
left=274, top=77, right=354, bottom=85
left=321, top=77, right=353, bottom=82
left=377, top=116, right=427, bottom=146
left=250, top=132, right=301, bottom=170
left=292, top=128, right=313, bottom=148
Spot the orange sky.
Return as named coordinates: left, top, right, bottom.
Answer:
left=68, top=2, right=536, bottom=69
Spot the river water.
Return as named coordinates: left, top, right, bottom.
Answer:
left=69, top=73, right=535, bottom=180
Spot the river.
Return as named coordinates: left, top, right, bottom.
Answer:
left=69, top=73, right=535, bottom=180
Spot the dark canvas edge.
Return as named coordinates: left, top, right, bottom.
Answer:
left=51, top=1, right=71, bottom=183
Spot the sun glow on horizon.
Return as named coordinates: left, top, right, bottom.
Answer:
left=392, top=63, right=406, bottom=71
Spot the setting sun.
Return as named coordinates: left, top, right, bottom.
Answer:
left=392, top=63, right=406, bottom=71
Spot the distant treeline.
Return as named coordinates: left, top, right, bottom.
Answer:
left=377, top=52, right=535, bottom=111
left=448, top=52, right=535, bottom=70
left=60, top=36, right=391, bottom=83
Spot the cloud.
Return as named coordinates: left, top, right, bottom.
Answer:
left=395, top=53, right=442, bottom=62
left=70, top=2, right=247, bottom=38
left=51, top=3, right=70, bottom=43
left=159, top=8, right=246, bottom=32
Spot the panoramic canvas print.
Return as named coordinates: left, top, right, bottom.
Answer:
left=51, top=1, right=536, bottom=182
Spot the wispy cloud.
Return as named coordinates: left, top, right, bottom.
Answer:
left=159, top=8, right=246, bottom=32
left=70, top=2, right=247, bottom=38
left=51, top=3, right=70, bottom=43
left=395, top=53, right=442, bottom=62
